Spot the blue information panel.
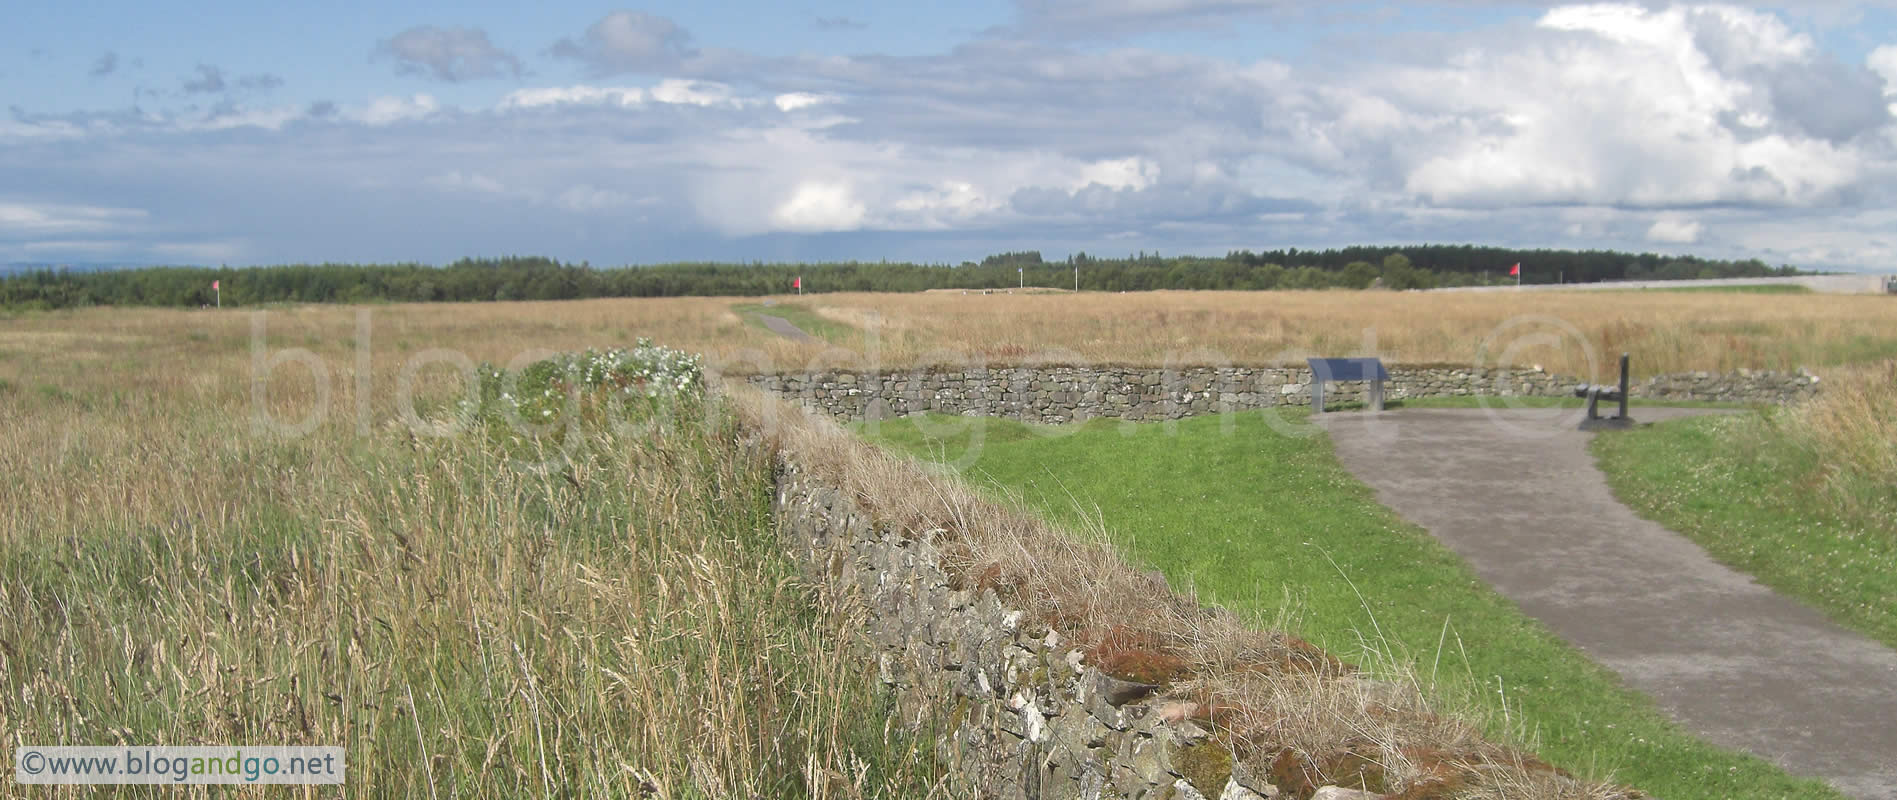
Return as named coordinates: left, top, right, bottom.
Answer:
left=1306, top=358, right=1389, bottom=383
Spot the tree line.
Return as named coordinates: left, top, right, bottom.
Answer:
left=0, top=246, right=1806, bottom=310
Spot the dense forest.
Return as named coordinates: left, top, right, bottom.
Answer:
left=0, top=246, right=1804, bottom=309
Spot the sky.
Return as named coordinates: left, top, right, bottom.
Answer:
left=4, top=1, right=1897, bottom=270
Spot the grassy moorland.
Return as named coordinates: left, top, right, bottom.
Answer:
left=2, top=294, right=1889, bottom=797
left=1594, top=363, right=1897, bottom=649
left=10, top=289, right=1886, bottom=381
left=794, top=290, right=1897, bottom=377
left=857, top=411, right=1845, bottom=800
left=0, top=306, right=942, bottom=797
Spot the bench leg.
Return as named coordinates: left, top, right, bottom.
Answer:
left=1616, top=353, right=1631, bottom=420
left=1312, top=381, right=1324, bottom=413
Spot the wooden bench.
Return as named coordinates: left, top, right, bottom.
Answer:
left=1574, top=353, right=1634, bottom=430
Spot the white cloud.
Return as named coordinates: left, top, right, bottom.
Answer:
left=1077, top=157, right=1159, bottom=191
left=422, top=171, right=632, bottom=215
left=1015, top=0, right=1296, bottom=35
left=345, top=94, right=440, bottom=125
left=500, top=85, right=645, bottom=110
left=1646, top=216, right=1704, bottom=243
left=1393, top=4, right=1877, bottom=209
left=770, top=182, right=867, bottom=232
left=496, top=81, right=750, bottom=111
left=426, top=171, right=506, bottom=194
left=1542, top=3, right=1806, bottom=63
left=151, top=240, right=245, bottom=263
left=773, top=92, right=833, bottom=112
left=0, top=117, right=91, bottom=142
left=185, top=106, right=304, bottom=132
left=1873, top=44, right=1897, bottom=98
left=1726, top=206, right=1897, bottom=270
left=377, top=26, right=522, bottom=82
left=556, top=184, right=630, bottom=212
left=0, top=202, right=148, bottom=235
left=649, top=79, right=749, bottom=108
left=890, top=181, right=999, bottom=228
left=20, top=239, right=124, bottom=254
left=8, top=3, right=1897, bottom=268
left=549, top=11, right=695, bottom=76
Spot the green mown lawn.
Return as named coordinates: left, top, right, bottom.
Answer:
left=732, top=302, right=856, bottom=343
left=1386, top=396, right=1755, bottom=410
left=1593, top=413, right=1897, bottom=650
left=856, top=410, right=1843, bottom=800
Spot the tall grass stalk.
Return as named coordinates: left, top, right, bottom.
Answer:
left=1784, top=361, right=1897, bottom=519
left=0, top=327, right=944, bottom=797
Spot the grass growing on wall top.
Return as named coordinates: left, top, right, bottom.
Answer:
left=856, top=410, right=1846, bottom=800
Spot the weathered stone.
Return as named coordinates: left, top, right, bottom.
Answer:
left=1125, top=736, right=1175, bottom=784
left=1220, top=776, right=1275, bottom=800
left=748, top=364, right=1810, bottom=424
left=771, top=405, right=1772, bottom=799
left=1096, top=672, right=1163, bottom=706
left=1310, top=788, right=1381, bottom=800
left=1085, top=679, right=1133, bottom=731
left=1174, top=778, right=1211, bottom=800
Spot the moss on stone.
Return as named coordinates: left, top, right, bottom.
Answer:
left=948, top=696, right=971, bottom=729
left=1173, top=741, right=1235, bottom=797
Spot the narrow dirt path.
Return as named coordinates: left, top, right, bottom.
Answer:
left=1319, top=407, right=1897, bottom=800
left=752, top=313, right=817, bottom=343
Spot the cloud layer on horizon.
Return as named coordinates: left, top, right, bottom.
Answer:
left=4, top=2, right=1897, bottom=269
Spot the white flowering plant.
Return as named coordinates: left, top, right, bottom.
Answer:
left=465, top=339, right=706, bottom=432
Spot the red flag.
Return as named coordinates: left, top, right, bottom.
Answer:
left=793, top=276, right=801, bottom=289
left=212, top=279, right=220, bottom=290
left=1508, top=263, right=1521, bottom=277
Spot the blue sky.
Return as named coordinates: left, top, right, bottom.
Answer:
left=4, top=2, right=1897, bottom=270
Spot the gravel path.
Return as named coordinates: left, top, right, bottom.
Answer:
left=1319, top=407, right=1897, bottom=800
left=753, top=313, right=817, bottom=343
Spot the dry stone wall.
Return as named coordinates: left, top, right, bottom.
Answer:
left=776, top=460, right=1278, bottom=800
left=746, top=365, right=1817, bottom=424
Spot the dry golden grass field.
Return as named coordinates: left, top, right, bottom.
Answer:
left=8, top=288, right=1888, bottom=389
left=0, top=291, right=1890, bottom=798
left=4, top=291, right=1888, bottom=507
left=794, top=289, right=1897, bottom=377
